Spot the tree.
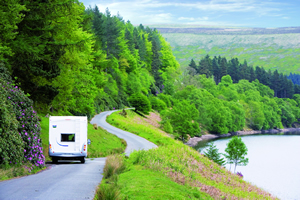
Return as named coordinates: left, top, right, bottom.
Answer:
left=224, top=136, right=249, bottom=173
left=128, top=93, right=151, bottom=115
left=161, top=100, right=200, bottom=141
left=0, top=0, right=25, bottom=60
left=203, top=142, right=226, bottom=166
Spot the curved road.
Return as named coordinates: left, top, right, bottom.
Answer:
left=90, top=110, right=157, bottom=156
left=0, top=110, right=157, bottom=200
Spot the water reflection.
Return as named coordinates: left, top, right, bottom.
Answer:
left=196, top=133, right=300, bottom=200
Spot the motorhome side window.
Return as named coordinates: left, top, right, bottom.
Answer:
left=61, top=133, right=75, bottom=142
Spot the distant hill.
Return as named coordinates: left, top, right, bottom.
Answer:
left=149, top=25, right=300, bottom=74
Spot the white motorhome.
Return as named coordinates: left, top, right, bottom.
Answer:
left=49, top=116, right=88, bottom=163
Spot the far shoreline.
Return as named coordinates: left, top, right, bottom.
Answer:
left=186, top=127, right=300, bottom=147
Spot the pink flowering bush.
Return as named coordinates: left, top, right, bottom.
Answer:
left=0, top=67, right=45, bottom=167
left=0, top=81, right=24, bottom=165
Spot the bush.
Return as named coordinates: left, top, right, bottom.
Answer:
left=128, top=93, right=151, bottom=115
left=0, top=81, right=24, bottom=165
left=149, top=96, right=167, bottom=112
left=157, top=93, right=172, bottom=107
left=0, top=67, right=45, bottom=167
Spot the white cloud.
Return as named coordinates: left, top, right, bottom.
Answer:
left=90, top=0, right=290, bottom=26
left=140, top=13, right=173, bottom=24
left=178, top=17, right=209, bottom=21
left=178, top=17, right=195, bottom=21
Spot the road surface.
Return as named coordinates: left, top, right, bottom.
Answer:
left=90, top=110, right=157, bottom=156
left=0, top=110, right=157, bottom=199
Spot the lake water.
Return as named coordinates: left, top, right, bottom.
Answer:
left=196, top=134, right=300, bottom=200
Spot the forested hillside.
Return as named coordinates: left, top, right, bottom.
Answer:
left=151, top=25, right=300, bottom=74
left=0, top=1, right=179, bottom=118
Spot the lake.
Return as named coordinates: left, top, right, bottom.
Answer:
left=196, top=134, right=300, bottom=200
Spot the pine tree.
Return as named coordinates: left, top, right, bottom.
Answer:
left=220, top=57, right=228, bottom=78
left=212, top=56, right=220, bottom=84
left=104, top=8, right=121, bottom=58
left=228, top=58, right=239, bottom=83
left=203, top=142, right=226, bottom=166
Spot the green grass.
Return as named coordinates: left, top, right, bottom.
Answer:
left=105, top=110, right=278, bottom=199
left=107, top=110, right=174, bottom=146
left=0, top=163, right=45, bottom=181
left=87, top=124, right=126, bottom=158
left=39, top=116, right=126, bottom=159
left=118, top=166, right=211, bottom=200
left=39, top=116, right=50, bottom=161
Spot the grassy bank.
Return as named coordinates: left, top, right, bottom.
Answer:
left=100, top=110, right=277, bottom=199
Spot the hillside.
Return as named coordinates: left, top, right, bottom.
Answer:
left=149, top=25, right=300, bottom=74
left=99, top=110, right=278, bottom=199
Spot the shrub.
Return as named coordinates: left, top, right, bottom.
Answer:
left=0, top=81, right=24, bottom=165
left=163, top=120, right=173, bottom=134
left=0, top=67, right=45, bottom=167
left=149, top=96, right=167, bottom=112
left=128, top=93, right=151, bottom=115
left=157, top=93, right=172, bottom=107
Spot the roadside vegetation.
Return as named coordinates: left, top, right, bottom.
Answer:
left=95, top=110, right=278, bottom=199
left=87, top=123, right=126, bottom=158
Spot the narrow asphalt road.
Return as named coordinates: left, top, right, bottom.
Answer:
left=90, top=110, right=157, bottom=156
left=0, top=110, right=157, bottom=200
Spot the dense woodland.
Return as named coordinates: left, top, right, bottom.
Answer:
left=1, top=0, right=300, bottom=166
left=188, top=56, right=299, bottom=98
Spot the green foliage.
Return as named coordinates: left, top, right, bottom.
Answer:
left=128, top=93, right=151, bottom=115
left=0, top=80, right=23, bottom=165
left=161, top=100, right=200, bottom=140
left=0, top=0, right=26, bottom=60
left=203, top=142, right=226, bottom=166
left=224, top=136, right=249, bottom=173
left=157, top=93, right=172, bottom=107
left=0, top=68, right=44, bottom=167
left=163, top=120, right=173, bottom=134
left=149, top=96, right=167, bottom=112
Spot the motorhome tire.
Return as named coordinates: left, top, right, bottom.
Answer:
left=81, top=158, right=85, bottom=164
left=52, top=158, right=58, bottom=164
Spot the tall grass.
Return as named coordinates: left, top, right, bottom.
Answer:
left=96, top=155, right=126, bottom=200
left=103, top=155, right=126, bottom=179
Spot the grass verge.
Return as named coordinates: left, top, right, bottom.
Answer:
left=105, top=110, right=278, bottom=199
left=0, top=163, right=45, bottom=181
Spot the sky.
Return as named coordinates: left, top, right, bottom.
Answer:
left=80, top=0, right=300, bottom=28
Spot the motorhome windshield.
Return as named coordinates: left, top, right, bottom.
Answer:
left=61, top=133, right=75, bottom=142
